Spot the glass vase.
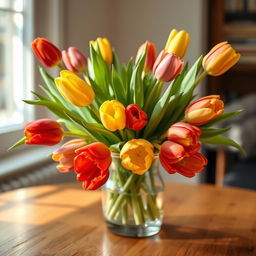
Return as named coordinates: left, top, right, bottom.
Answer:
left=101, top=153, right=164, bottom=237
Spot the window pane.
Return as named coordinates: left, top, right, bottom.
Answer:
left=0, top=8, right=24, bottom=129
left=0, top=0, right=23, bottom=12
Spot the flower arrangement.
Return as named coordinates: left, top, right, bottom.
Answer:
left=10, top=29, right=242, bottom=236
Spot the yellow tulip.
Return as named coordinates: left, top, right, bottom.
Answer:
left=55, top=70, right=95, bottom=107
left=99, top=100, right=125, bottom=131
left=165, top=29, right=190, bottom=58
left=202, top=41, right=240, bottom=76
left=120, top=139, right=154, bottom=175
left=90, top=37, right=113, bottom=65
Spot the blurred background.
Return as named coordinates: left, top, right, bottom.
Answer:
left=0, top=0, right=256, bottom=192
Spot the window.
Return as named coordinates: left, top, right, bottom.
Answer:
left=0, top=0, right=33, bottom=132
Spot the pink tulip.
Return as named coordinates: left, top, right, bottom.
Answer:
left=153, top=50, right=183, bottom=82
left=52, top=139, right=87, bottom=172
left=62, top=47, right=87, bottom=73
left=167, top=122, right=201, bottom=154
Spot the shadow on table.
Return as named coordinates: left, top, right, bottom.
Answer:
left=156, top=215, right=255, bottom=255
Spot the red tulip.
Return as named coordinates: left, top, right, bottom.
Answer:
left=62, top=47, right=87, bottom=73
left=167, top=122, right=201, bottom=154
left=74, top=142, right=112, bottom=190
left=161, top=152, right=208, bottom=178
left=125, top=104, right=148, bottom=131
left=31, top=37, right=62, bottom=67
left=153, top=50, right=183, bottom=82
left=185, top=95, right=224, bottom=126
left=136, top=41, right=156, bottom=72
left=24, top=119, right=63, bottom=146
left=159, top=141, right=187, bottom=170
left=52, top=139, right=87, bottom=172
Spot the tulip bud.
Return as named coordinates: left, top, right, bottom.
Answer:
left=90, top=37, right=113, bottom=65
left=24, top=119, right=63, bottom=146
left=31, top=37, right=62, bottom=67
left=120, top=139, right=154, bottom=175
left=99, top=100, right=126, bottom=131
left=55, top=70, right=95, bottom=107
left=135, top=41, right=156, bottom=72
left=165, top=29, right=190, bottom=58
left=167, top=122, right=201, bottom=154
left=153, top=50, right=184, bottom=82
left=125, top=104, right=148, bottom=131
left=203, top=41, right=240, bottom=76
left=185, top=95, right=224, bottom=126
left=52, top=139, right=87, bottom=172
left=62, top=47, right=87, bottom=73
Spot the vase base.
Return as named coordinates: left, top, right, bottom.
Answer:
left=105, top=220, right=161, bottom=238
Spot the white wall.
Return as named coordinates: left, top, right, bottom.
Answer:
left=62, top=0, right=207, bottom=64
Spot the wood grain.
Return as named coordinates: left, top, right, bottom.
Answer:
left=0, top=183, right=255, bottom=256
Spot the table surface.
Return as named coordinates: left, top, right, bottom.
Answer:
left=0, top=182, right=255, bottom=256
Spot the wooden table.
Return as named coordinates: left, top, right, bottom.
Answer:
left=0, top=183, right=255, bottom=256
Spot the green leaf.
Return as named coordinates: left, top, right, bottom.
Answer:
left=200, top=135, right=245, bottom=155
left=130, top=47, right=146, bottom=107
left=112, top=49, right=121, bottom=74
left=202, top=110, right=244, bottom=127
left=39, top=67, right=64, bottom=104
left=143, top=83, right=174, bottom=138
left=167, top=56, right=204, bottom=124
left=8, top=137, right=26, bottom=151
left=154, top=93, right=183, bottom=136
left=200, top=127, right=231, bottom=138
left=89, top=44, right=111, bottom=97
left=111, top=66, right=127, bottom=105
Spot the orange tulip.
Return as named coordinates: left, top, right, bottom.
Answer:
left=52, top=139, right=87, bottom=172
left=203, top=41, right=240, bottom=76
left=135, top=41, right=156, bottom=72
left=185, top=95, right=224, bottom=126
left=167, top=122, right=201, bottom=154
left=74, top=142, right=111, bottom=190
left=31, top=38, right=62, bottom=67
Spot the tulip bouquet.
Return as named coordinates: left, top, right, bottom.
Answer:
left=10, top=29, right=243, bottom=236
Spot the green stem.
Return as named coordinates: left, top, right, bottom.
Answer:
left=118, top=129, right=126, bottom=141
left=63, top=131, right=89, bottom=138
left=57, top=63, right=65, bottom=70
left=143, top=80, right=163, bottom=112
left=192, top=70, right=208, bottom=89
left=89, top=104, right=100, bottom=120
left=131, top=186, right=144, bottom=225
left=108, top=174, right=137, bottom=219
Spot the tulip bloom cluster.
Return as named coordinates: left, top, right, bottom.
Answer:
left=100, top=102, right=148, bottom=132
left=160, top=122, right=207, bottom=177
left=11, top=28, right=242, bottom=193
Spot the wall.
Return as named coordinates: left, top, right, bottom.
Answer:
left=62, top=0, right=207, bottom=64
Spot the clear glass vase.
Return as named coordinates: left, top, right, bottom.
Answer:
left=102, top=153, right=164, bottom=237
